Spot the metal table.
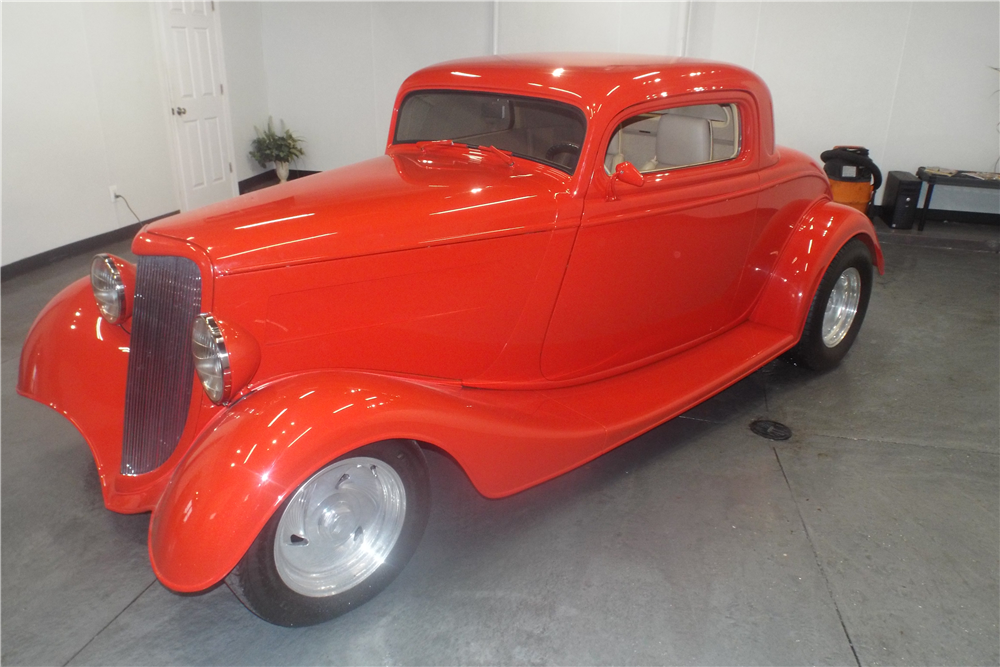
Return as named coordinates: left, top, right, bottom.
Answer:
left=916, top=167, right=1000, bottom=230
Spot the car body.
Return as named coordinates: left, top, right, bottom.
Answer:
left=18, top=54, right=883, bottom=625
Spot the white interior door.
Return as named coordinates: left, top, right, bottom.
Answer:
left=159, top=1, right=236, bottom=211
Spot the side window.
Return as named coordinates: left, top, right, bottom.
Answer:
left=604, top=103, right=740, bottom=174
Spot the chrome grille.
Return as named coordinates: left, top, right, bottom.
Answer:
left=121, top=256, right=202, bottom=475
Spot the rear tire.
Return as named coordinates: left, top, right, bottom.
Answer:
left=226, top=439, right=430, bottom=627
left=786, top=238, right=873, bottom=372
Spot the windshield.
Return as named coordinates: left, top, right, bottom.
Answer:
left=394, top=91, right=587, bottom=174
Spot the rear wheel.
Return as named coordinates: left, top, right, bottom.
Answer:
left=226, top=440, right=430, bottom=626
left=786, top=238, right=873, bottom=371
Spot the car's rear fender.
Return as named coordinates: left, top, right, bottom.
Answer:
left=751, top=199, right=884, bottom=337
left=148, top=370, right=604, bottom=592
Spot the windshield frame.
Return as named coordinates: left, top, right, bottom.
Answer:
left=392, top=89, right=589, bottom=176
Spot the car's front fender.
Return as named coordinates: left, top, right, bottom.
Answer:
left=17, top=277, right=131, bottom=504
left=751, top=199, right=884, bottom=337
left=148, top=370, right=604, bottom=592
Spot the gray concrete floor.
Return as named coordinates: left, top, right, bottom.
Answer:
left=2, top=223, right=998, bottom=666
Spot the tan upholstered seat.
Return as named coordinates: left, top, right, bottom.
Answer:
left=604, top=129, right=625, bottom=173
left=641, top=114, right=712, bottom=172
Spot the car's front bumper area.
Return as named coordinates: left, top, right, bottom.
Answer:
left=17, top=277, right=172, bottom=512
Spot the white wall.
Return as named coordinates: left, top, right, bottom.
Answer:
left=497, top=2, right=689, bottom=56
left=262, top=2, right=381, bottom=171
left=255, top=2, right=493, bottom=173
left=370, top=2, right=494, bottom=153
left=220, top=1, right=688, bottom=173
left=688, top=1, right=1000, bottom=212
left=221, top=0, right=996, bottom=203
left=219, top=2, right=270, bottom=182
left=5, top=1, right=997, bottom=265
left=882, top=2, right=999, bottom=211
left=2, top=2, right=179, bottom=265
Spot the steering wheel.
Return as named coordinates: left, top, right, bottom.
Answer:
left=545, top=142, right=581, bottom=164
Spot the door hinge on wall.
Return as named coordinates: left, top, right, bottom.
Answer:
left=229, top=162, right=233, bottom=173
left=211, top=1, right=215, bottom=11
left=220, top=83, right=224, bottom=95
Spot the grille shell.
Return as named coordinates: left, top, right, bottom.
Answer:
left=121, top=256, right=202, bottom=475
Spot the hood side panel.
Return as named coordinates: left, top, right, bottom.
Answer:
left=146, top=151, right=570, bottom=275
left=213, top=230, right=555, bottom=382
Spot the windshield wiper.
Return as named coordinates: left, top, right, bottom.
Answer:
left=415, top=140, right=514, bottom=168
left=467, top=144, right=515, bottom=167
left=416, top=139, right=458, bottom=151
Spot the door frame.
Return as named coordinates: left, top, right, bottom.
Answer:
left=150, top=1, right=239, bottom=213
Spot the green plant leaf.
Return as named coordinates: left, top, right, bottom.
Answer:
left=248, top=116, right=305, bottom=167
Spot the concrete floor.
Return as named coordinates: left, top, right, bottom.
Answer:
left=2, top=223, right=998, bottom=666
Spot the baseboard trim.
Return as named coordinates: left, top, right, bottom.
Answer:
left=1, top=210, right=179, bottom=282
left=870, top=204, right=999, bottom=228
left=919, top=208, right=1000, bottom=226
left=238, top=169, right=320, bottom=194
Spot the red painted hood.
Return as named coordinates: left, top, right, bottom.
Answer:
left=144, top=147, right=571, bottom=275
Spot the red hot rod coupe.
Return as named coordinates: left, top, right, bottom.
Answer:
left=18, top=54, right=883, bottom=626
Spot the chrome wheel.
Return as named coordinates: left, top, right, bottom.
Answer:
left=821, top=267, right=862, bottom=348
left=274, top=457, right=406, bottom=598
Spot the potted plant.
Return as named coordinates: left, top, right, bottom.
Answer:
left=249, top=117, right=305, bottom=182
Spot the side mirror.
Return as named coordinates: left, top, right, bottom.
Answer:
left=607, top=161, right=644, bottom=200
left=615, top=161, right=644, bottom=187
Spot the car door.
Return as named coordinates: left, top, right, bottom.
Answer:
left=541, top=94, right=761, bottom=381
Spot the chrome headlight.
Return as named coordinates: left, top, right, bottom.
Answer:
left=91, top=254, right=126, bottom=323
left=192, top=314, right=231, bottom=404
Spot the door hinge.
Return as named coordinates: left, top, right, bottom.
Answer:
left=229, top=162, right=233, bottom=173
left=220, top=83, right=224, bottom=95
left=210, top=1, right=215, bottom=11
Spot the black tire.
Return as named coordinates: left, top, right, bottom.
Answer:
left=226, top=439, right=430, bottom=627
left=785, top=238, right=873, bottom=372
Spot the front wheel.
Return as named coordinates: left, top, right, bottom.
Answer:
left=786, top=238, right=874, bottom=372
left=226, top=440, right=430, bottom=626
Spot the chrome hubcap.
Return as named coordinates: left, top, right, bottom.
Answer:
left=274, top=457, right=406, bottom=597
left=821, top=267, right=861, bottom=348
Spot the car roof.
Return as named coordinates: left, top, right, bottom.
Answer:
left=394, top=54, right=777, bottom=170
left=400, top=53, right=768, bottom=114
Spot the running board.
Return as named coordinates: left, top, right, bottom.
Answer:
left=540, top=322, right=796, bottom=458
left=440, top=321, right=797, bottom=498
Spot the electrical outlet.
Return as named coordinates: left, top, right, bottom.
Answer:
left=109, top=185, right=118, bottom=203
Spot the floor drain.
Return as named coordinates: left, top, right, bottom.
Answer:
left=750, top=419, right=792, bottom=441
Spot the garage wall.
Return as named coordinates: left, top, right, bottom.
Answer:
left=687, top=1, right=1000, bottom=212
left=2, top=2, right=179, bottom=266
left=223, top=1, right=997, bottom=194
left=5, top=1, right=997, bottom=266
left=218, top=2, right=270, bottom=182
left=221, top=1, right=690, bottom=175
left=496, top=2, right=690, bottom=56
left=253, top=2, right=494, bottom=173
left=881, top=2, right=999, bottom=211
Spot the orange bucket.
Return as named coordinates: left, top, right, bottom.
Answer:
left=829, top=180, right=874, bottom=214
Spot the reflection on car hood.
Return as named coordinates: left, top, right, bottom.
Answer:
left=145, top=149, right=569, bottom=275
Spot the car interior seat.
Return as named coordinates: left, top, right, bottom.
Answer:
left=641, top=113, right=712, bottom=172
left=604, top=129, right=625, bottom=173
